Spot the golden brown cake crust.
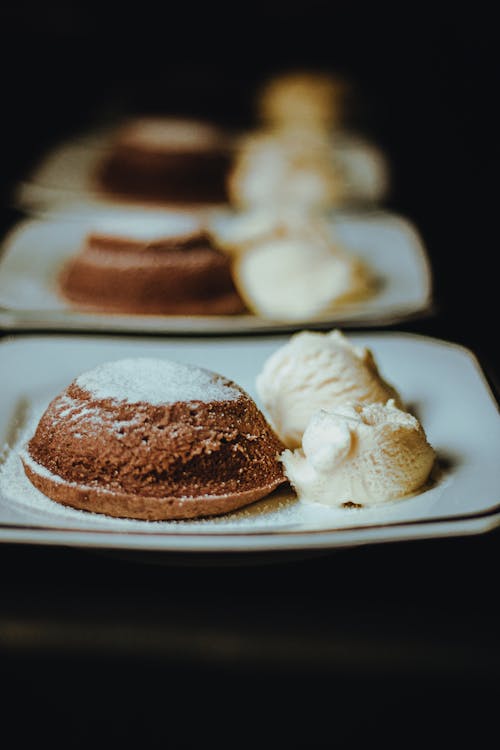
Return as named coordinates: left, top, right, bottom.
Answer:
left=22, top=463, right=284, bottom=521
left=96, top=117, right=233, bottom=204
left=58, top=230, right=246, bottom=316
left=22, top=377, right=286, bottom=520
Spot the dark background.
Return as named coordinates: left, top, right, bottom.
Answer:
left=0, top=3, right=499, bottom=745
left=0, top=3, right=498, bottom=379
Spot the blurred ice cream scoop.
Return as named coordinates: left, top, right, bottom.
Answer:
left=209, top=206, right=331, bottom=255
left=232, top=237, right=374, bottom=321
left=281, top=401, right=436, bottom=506
left=256, top=330, right=401, bottom=448
left=227, top=130, right=343, bottom=211
left=256, top=70, right=351, bottom=131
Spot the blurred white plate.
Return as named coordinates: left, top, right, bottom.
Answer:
left=0, top=209, right=432, bottom=333
left=13, top=129, right=390, bottom=213
left=0, top=332, right=499, bottom=555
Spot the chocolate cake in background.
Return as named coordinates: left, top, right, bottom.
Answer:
left=95, top=116, right=234, bottom=205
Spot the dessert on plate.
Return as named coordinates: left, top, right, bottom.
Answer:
left=256, top=329, right=436, bottom=507
left=95, top=116, right=233, bottom=205
left=58, top=211, right=246, bottom=316
left=16, top=329, right=436, bottom=522
left=21, top=358, right=286, bottom=520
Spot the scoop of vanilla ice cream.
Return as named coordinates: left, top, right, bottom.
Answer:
left=257, top=71, right=350, bottom=130
left=228, top=131, right=343, bottom=211
left=281, top=401, right=436, bottom=506
left=256, top=330, right=402, bottom=448
left=233, top=237, right=373, bottom=321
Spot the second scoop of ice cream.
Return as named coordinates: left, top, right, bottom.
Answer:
left=281, top=400, right=436, bottom=507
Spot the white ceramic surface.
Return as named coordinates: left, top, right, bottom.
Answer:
left=13, top=129, right=390, bottom=213
left=0, top=332, right=498, bottom=553
left=0, top=210, right=432, bottom=333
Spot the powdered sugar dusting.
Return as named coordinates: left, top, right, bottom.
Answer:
left=51, top=392, right=142, bottom=436
left=75, top=358, right=241, bottom=405
left=55, top=394, right=107, bottom=424
left=21, top=448, right=81, bottom=486
left=0, top=400, right=299, bottom=532
left=0, top=396, right=444, bottom=535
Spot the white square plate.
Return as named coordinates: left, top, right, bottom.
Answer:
left=14, top=129, right=390, bottom=213
left=0, top=209, right=432, bottom=333
left=0, top=332, right=499, bottom=555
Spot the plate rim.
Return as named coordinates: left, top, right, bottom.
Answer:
left=0, top=208, right=433, bottom=333
left=1, top=506, right=499, bottom=552
left=0, top=330, right=499, bottom=552
left=13, top=126, right=391, bottom=208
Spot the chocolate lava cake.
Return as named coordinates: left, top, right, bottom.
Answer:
left=21, top=358, right=286, bottom=520
left=96, top=116, right=233, bottom=204
left=58, top=226, right=246, bottom=316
